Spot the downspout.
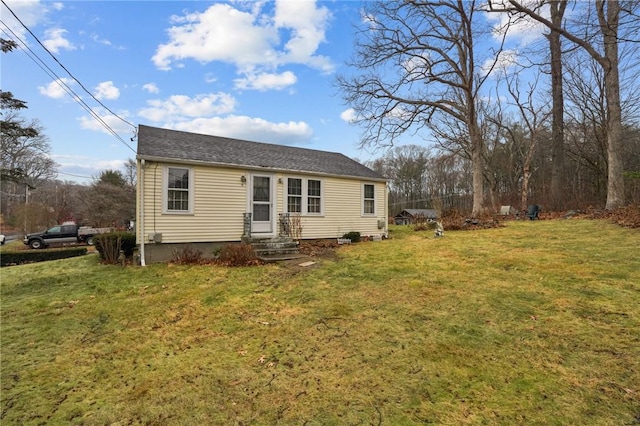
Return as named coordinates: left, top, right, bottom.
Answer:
left=385, top=181, right=389, bottom=238
left=139, top=158, right=146, bottom=266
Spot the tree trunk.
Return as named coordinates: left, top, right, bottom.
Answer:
left=521, top=167, right=531, bottom=212
left=469, top=121, right=485, bottom=217
left=548, top=0, right=567, bottom=211
left=600, top=0, right=625, bottom=210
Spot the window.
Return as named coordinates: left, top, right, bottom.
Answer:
left=307, top=179, right=321, bottom=214
left=287, top=178, right=302, bottom=213
left=286, top=177, right=322, bottom=215
left=165, top=166, right=193, bottom=213
left=363, top=184, right=375, bottom=215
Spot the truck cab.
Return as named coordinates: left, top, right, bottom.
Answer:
left=24, top=224, right=79, bottom=249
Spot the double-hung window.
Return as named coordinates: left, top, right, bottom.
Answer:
left=286, top=177, right=322, bottom=215
left=165, top=166, right=193, bottom=213
left=287, top=178, right=302, bottom=213
left=363, top=183, right=375, bottom=215
left=307, top=179, right=321, bottom=214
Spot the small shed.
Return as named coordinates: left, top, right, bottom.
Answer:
left=394, top=209, right=439, bottom=225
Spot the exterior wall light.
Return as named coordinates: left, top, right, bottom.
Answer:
left=241, top=175, right=247, bottom=183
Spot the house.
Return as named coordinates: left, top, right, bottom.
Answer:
left=136, top=125, right=389, bottom=263
left=394, top=209, right=439, bottom=225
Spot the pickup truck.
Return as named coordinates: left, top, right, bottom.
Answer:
left=23, top=223, right=111, bottom=249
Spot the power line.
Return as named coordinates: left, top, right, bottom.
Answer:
left=0, top=1, right=137, bottom=153
left=0, top=22, right=136, bottom=154
left=1, top=0, right=136, bottom=131
left=56, top=171, right=93, bottom=179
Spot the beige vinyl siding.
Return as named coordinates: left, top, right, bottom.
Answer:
left=138, top=162, right=387, bottom=244
left=139, top=162, right=247, bottom=243
left=282, top=175, right=387, bottom=239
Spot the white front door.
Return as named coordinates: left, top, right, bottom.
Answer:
left=250, top=174, right=274, bottom=234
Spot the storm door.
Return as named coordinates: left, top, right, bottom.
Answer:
left=250, top=174, right=274, bottom=234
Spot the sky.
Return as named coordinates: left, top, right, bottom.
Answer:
left=1, top=0, right=542, bottom=184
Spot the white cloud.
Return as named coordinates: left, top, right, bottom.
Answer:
left=340, top=108, right=357, bottom=123
left=53, top=154, right=129, bottom=183
left=78, top=107, right=133, bottom=134
left=54, top=154, right=124, bottom=171
left=152, top=3, right=278, bottom=70
left=273, top=0, right=333, bottom=72
left=137, top=90, right=311, bottom=145
left=94, top=81, right=120, bottom=100
left=43, top=28, right=76, bottom=53
left=90, top=34, right=111, bottom=46
left=481, top=49, right=520, bottom=77
left=51, top=2, right=64, bottom=11
left=138, top=93, right=237, bottom=122
left=90, top=33, right=125, bottom=50
left=171, top=115, right=313, bottom=146
left=486, top=1, right=548, bottom=45
left=38, top=77, right=75, bottom=99
left=142, top=83, right=160, bottom=94
left=152, top=0, right=334, bottom=87
left=234, top=71, right=297, bottom=91
left=1, top=1, right=49, bottom=43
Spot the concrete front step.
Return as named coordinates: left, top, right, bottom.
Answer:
left=248, top=237, right=301, bottom=260
left=257, top=253, right=307, bottom=263
left=251, top=242, right=299, bottom=250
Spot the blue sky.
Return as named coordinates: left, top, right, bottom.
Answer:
left=1, top=0, right=545, bottom=184
left=1, top=1, right=377, bottom=183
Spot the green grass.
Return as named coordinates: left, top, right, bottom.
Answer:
left=1, top=220, right=639, bottom=425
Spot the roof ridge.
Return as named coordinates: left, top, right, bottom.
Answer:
left=137, top=125, right=386, bottom=181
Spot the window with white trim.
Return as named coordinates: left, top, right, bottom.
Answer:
left=286, top=177, right=322, bottom=215
left=307, top=179, right=321, bottom=214
left=363, top=183, right=375, bottom=215
left=165, top=166, right=193, bottom=213
left=287, top=178, right=302, bottom=213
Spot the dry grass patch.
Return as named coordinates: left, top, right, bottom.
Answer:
left=1, top=220, right=639, bottom=425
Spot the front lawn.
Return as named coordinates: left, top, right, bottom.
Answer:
left=1, top=220, right=638, bottom=424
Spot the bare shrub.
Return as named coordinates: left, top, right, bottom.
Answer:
left=279, top=213, right=303, bottom=240
left=95, top=233, right=122, bottom=264
left=217, top=243, right=262, bottom=267
left=441, top=210, right=466, bottom=230
left=95, top=232, right=136, bottom=265
left=411, top=213, right=429, bottom=231
left=171, top=246, right=204, bottom=265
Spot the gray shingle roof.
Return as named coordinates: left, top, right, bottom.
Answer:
left=137, top=125, right=385, bottom=180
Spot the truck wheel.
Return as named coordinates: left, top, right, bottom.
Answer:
left=30, top=239, right=44, bottom=249
left=86, top=236, right=95, bottom=246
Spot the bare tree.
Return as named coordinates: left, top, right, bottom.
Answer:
left=123, top=158, right=137, bottom=187
left=338, top=0, right=504, bottom=216
left=27, top=180, right=85, bottom=226
left=370, top=145, right=431, bottom=211
left=0, top=113, right=57, bottom=231
left=491, top=0, right=637, bottom=209
left=492, top=71, right=551, bottom=210
left=78, top=170, right=135, bottom=228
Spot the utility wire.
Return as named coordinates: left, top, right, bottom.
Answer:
left=1, top=0, right=137, bottom=151
left=57, top=171, right=93, bottom=179
left=0, top=22, right=136, bottom=154
left=1, top=0, right=136, bottom=131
